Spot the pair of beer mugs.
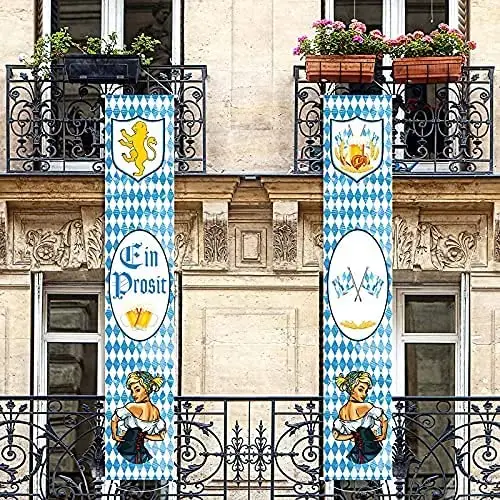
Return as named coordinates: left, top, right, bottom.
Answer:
left=121, top=306, right=158, bottom=330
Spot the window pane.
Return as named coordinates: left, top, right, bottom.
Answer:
left=47, top=343, right=98, bottom=486
left=404, top=295, right=456, bottom=333
left=47, top=342, right=98, bottom=395
left=47, top=294, right=99, bottom=333
left=124, top=0, right=173, bottom=65
left=405, top=343, right=455, bottom=396
left=333, top=0, right=383, bottom=31
left=58, top=0, right=101, bottom=44
left=406, top=0, right=447, bottom=33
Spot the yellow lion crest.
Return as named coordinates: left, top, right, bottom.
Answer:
left=119, top=120, right=158, bottom=177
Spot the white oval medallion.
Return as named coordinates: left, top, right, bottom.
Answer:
left=109, top=229, right=170, bottom=342
left=326, top=229, right=388, bottom=341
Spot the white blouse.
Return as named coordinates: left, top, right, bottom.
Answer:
left=115, top=406, right=166, bottom=436
left=333, top=406, right=384, bottom=435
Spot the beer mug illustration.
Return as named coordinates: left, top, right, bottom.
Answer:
left=121, top=306, right=158, bottom=330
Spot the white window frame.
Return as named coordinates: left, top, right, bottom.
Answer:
left=41, top=0, right=182, bottom=63
left=33, top=273, right=105, bottom=396
left=394, top=283, right=467, bottom=397
left=325, top=0, right=459, bottom=36
left=37, top=0, right=182, bottom=173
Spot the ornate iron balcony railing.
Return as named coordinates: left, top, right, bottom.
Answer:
left=294, top=65, right=495, bottom=175
left=0, top=395, right=498, bottom=499
left=6, top=65, right=207, bottom=174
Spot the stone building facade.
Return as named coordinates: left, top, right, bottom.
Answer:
left=0, top=0, right=499, bottom=405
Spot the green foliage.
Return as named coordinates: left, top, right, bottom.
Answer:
left=293, top=19, right=391, bottom=59
left=21, top=28, right=161, bottom=79
left=388, top=24, right=476, bottom=59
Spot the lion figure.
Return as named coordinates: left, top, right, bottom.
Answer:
left=119, top=120, right=158, bottom=177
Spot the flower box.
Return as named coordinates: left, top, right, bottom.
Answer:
left=392, top=56, right=463, bottom=84
left=64, top=54, right=141, bottom=84
left=305, top=54, right=376, bottom=83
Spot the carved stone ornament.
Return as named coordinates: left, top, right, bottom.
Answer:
left=25, top=218, right=86, bottom=269
left=392, top=213, right=482, bottom=271
left=495, top=219, right=500, bottom=262
left=86, top=214, right=104, bottom=269
left=393, top=215, right=414, bottom=269
left=204, top=215, right=228, bottom=264
left=414, top=222, right=479, bottom=270
left=0, top=212, right=6, bottom=265
left=273, top=216, right=298, bottom=265
left=175, top=214, right=197, bottom=268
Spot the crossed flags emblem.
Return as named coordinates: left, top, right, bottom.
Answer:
left=331, top=267, right=384, bottom=302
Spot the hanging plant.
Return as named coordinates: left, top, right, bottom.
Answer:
left=293, top=19, right=391, bottom=83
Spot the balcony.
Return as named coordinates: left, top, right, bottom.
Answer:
left=294, top=65, right=495, bottom=175
left=6, top=65, right=207, bottom=174
left=0, top=395, right=498, bottom=498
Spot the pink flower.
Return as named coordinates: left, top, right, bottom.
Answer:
left=312, top=19, right=334, bottom=28
left=438, top=22, right=450, bottom=31
left=293, top=46, right=301, bottom=55
left=353, top=34, right=363, bottom=43
left=422, top=35, right=433, bottom=43
left=430, top=30, right=439, bottom=37
left=369, top=29, right=383, bottom=39
left=413, top=30, right=424, bottom=39
left=467, top=40, right=477, bottom=50
left=450, top=28, right=465, bottom=39
left=297, top=35, right=308, bottom=42
left=332, top=21, right=346, bottom=30
left=349, top=18, right=367, bottom=33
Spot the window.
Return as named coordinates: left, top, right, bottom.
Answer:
left=35, top=283, right=104, bottom=395
left=37, top=0, right=180, bottom=65
left=395, top=287, right=464, bottom=396
left=394, top=283, right=468, bottom=499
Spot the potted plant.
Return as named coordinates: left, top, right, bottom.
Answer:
left=20, top=28, right=160, bottom=84
left=389, top=24, right=477, bottom=83
left=293, top=19, right=390, bottom=83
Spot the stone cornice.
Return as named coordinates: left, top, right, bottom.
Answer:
left=1, top=174, right=500, bottom=204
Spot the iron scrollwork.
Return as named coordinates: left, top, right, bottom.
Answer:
left=293, top=65, right=494, bottom=175
left=0, top=396, right=498, bottom=499
left=6, top=65, right=207, bottom=174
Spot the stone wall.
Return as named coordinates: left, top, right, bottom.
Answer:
left=184, top=0, right=319, bottom=174
left=1, top=176, right=500, bottom=397
left=0, top=0, right=34, bottom=166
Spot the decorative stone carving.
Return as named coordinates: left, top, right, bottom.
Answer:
left=393, top=215, right=414, bottom=269
left=273, top=201, right=298, bottom=270
left=392, top=212, right=484, bottom=271
left=495, top=221, right=500, bottom=263
left=273, top=216, right=297, bottom=265
left=86, top=214, right=104, bottom=269
left=204, top=215, right=228, bottom=264
left=414, top=222, right=479, bottom=270
left=25, top=218, right=86, bottom=269
left=175, top=212, right=198, bottom=268
left=202, top=202, right=229, bottom=268
left=0, top=203, right=6, bottom=265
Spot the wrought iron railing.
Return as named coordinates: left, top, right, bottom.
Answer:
left=0, top=395, right=498, bottom=499
left=294, top=65, right=495, bottom=175
left=6, top=65, right=207, bottom=174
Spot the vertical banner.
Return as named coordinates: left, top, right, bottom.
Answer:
left=323, top=95, right=393, bottom=480
left=104, top=95, right=175, bottom=480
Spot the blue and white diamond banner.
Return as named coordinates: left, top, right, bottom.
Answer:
left=323, top=95, right=393, bottom=481
left=104, top=95, right=175, bottom=480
